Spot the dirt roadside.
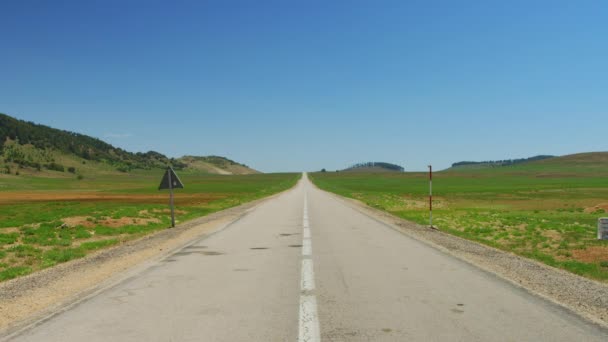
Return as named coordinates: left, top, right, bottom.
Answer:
left=324, top=190, right=608, bottom=329
left=0, top=192, right=280, bottom=334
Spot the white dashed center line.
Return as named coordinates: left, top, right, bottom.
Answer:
left=298, top=190, right=320, bottom=342
left=301, top=259, right=315, bottom=291
left=302, top=238, right=312, bottom=256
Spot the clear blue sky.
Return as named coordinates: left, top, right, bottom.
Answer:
left=1, top=1, right=607, bottom=172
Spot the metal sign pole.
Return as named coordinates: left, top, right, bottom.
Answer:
left=158, top=166, right=183, bottom=228
left=168, top=168, right=175, bottom=228
left=428, top=165, right=433, bottom=228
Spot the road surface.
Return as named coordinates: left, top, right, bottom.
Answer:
left=5, top=174, right=607, bottom=341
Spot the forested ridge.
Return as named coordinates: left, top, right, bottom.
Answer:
left=344, top=162, right=404, bottom=172
left=0, top=113, right=252, bottom=174
left=451, top=155, right=555, bottom=168
left=0, top=113, right=173, bottom=172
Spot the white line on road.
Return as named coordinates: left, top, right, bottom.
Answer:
left=301, top=259, right=315, bottom=291
left=299, top=295, right=321, bottom=342
left=302, top=238, right=312, bottom=256
left=303, top=227, right=311, bottom=239
left=299, top=189, right=320, bottom=342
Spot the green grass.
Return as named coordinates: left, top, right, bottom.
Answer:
left=310, top=155, right=608, bottom=282
left=0, top=232, right=19, bottom=246
left=0, top=266, right=32, bottom=281
left=0, top=170, right=300, bottom=281
left=79, top=239, right=119, bottom=251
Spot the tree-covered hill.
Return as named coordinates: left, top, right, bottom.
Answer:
left=343, top=162, right=404, bottom=172
left=0, top=113, right=258, bottom=175
left=0, top=113, right=172, bottom=172
left=450, top=155, right=555, bottom=169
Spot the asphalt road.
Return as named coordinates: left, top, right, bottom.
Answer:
left=6, top=174, right=608, bottom=341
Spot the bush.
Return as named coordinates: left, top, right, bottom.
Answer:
left=67, top=166, right=76, bottom=173
left=45, top=162, right=65, bottom=172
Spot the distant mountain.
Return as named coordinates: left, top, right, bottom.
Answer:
left=450, top=155, right=555, bottom=170
left=343, top=162, right=404, bottom=173
left=0, top=113, right=258, bottom=176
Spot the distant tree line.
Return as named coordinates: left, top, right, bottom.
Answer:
left=452, top=155, right=555, bottom=168
left=346, top=162, right=405, bottom=172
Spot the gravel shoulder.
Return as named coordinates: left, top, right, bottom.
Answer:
left=321, top=188, right=608, bottom=329
left=0, top=192, right=281, bottom=336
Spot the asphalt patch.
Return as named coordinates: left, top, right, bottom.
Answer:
left=184, top=245, right=208, bottom=250
left=173, top=251, right=223, bottom=256
left=202, top=251, right=223, bottom=256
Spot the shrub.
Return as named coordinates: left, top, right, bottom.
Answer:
left=45, top=162, right=65, bottom=172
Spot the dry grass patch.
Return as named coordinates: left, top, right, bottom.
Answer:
left=584, top=203, right=608, bottom=214
left=571, top=246, right=608, bottom=263
left=61, top=216, right=161, bottom=228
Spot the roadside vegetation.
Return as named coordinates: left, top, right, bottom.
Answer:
left=0, top=170, right=300, bottom=281
left=310, top=152, right=608, bottom=282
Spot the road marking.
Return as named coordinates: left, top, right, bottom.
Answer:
left=301, top=259, right=315, bottom=291
left=303, top=227, right=311, bottom=239
left=299, top=295, right=321, bottom=342
left=302, top=238, right=312, bottom=256
left=299, top=190, right=320, bottom=342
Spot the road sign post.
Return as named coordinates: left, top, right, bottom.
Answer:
left=429, top=165, right=433, bottom=228
left=168, top=170, right=175, bottom=227
left=158, top=167, right=184, bottom=228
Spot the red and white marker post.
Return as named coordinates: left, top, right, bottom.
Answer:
left=428, top=165, right=433, bottom=228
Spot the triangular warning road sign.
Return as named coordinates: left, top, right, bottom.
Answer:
left=158, top=167, right=184, bottom=190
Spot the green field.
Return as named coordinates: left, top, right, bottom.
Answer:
left=0, top=170, right=300, bottom=281
left=310, top=153, right=608, bottom=282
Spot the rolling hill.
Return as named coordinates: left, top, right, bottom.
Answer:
left=447, top=152, right=608, bottom=173
left=176, top=156, right=259, bottom=175
left=0, top=113, right=258, bottom=177
left=449, top=155, right=555, bottom=170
